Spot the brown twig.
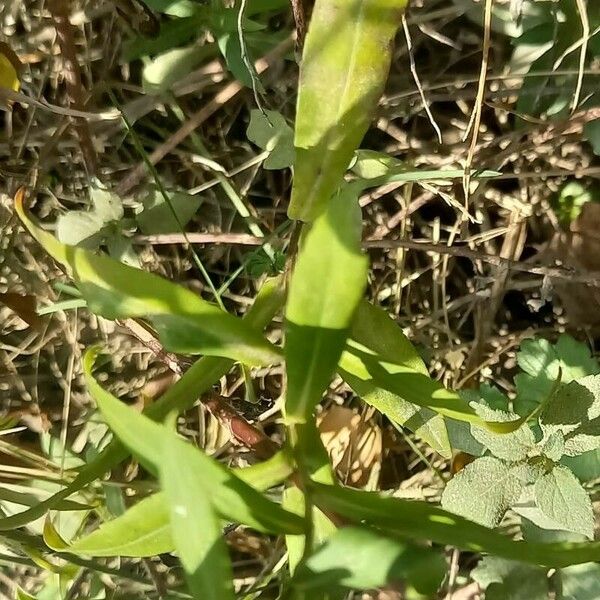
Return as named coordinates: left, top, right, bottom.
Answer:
left=47, top=0, right=98, bottom=176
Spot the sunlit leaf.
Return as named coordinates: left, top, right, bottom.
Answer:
left=84, top=348, right=304, bottom=535
left=311, top=482, right=600, bottom=567
left=160, top=442, right=234, bottom=600
left=285, top=185, right=368, bottom=423
left=340, top=301, right=451, bottom=457
left=288, top=0, right=407, bottom=221
left=15, top=188, right=281, bottom=367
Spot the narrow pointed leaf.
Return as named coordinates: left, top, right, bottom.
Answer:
left=0, top=276, right=284, bottom=532
left=84, top=349, right=304, bottom=535
left=59, top=453, right=293, bottom=559
left=311, top=483, right=600, bottom=568
left=339, top=301, right=451, bottom=457
left=288, top=0, right=407, bottom=221
left=160, top=442, right=235, bottom=600
left=15, top=189, right=280, bottom=366
left=285, top=185, right=368, bottom=423
left=63, top=493, right=172, bottom=557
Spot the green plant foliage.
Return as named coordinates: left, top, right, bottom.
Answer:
left=514, top=334, right=599, bottom=415
left=246, top=109, right=295, bottom=169
left=560, top=562, right=600, bottom=600
left=339, top=300, right=451, bottom=457
left=84, top=348, right=304, bottom=535
left=442, top=336, right=600, bottom=539
left=288, top=0, right=407, bottom=221
left=136, top=187, right=202, bottom=234
left=471, top=557, right=550, bottom=600
left=160, top=442, right=235, bottom=600
left=441, top=457, right=525, bottom=527
left=16, top=191, right=280, bottom=366
left=56, top=183, right=123, bottom=249
left=310, top=482, right=600, bottom=567
left=553, top=181, right=595, bottom=224
left=292, top=526, right=445, bottom=595
left=57, top=493, right=172, bottom=557
left=534, top=465, right=594, bottom=539
left=285, top=184, right=368, bottom=423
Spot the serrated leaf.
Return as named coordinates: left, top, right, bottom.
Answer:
left=311, top=481, right=600, bottom=567
left=339, top=301, right=450, bottom=458
left=534, top=465, right=594, bottom=538
left=62, top=493, right=172, bottom=557
left=84, top=349, right=304, bottom=535
left=247, top=109, right=294, bottom=169
left=441, top=457, right=524, bottom=527
left=293, top=526, right=445, bottom=595
left=446, top=417, right=485, bottom=455
left=288, top=0, right=407, bottom=221
left=515, top=335, right=599, bottom=415
left=540, top=375, right=600, bottom=457
left=136, top=188, right=201, bottom=234
left=470, top=403, right=536, bottom=461
left=285, top=185, right=368, bottom=423
left=562, top=449, right=600, bottom=482
left=539, top=430, right=566, bottom=461
left=160, top=441, right=234, bottom=600
left=16, top=189, right=281, bottom=367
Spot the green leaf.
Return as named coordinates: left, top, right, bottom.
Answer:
left=142, top=43, right=216, bottom=92
left=471, top=557, right=550, bottom=600
left=16, top=589, right=37, bottom=600
left=63, top=493, right=172, bottom=557
left=293, top=526, right=445, bottom=595
left=160, top=441, right=234, bottom=600
left=247, top=109, right=295, bottom=169
left=56, top=183, right=124, bottom=249
left=534, top=465, right=594, bottom=539
left=350, top=149, right=403, bottom=179
left=339, top=341, right=487, bottom=427
left=288, top=0, right=407, bottom=221
left=540, top=376, right=600, bottom=457
left=470, top=404, right=536, bottom=461
left=560, top=562, right=600, bottom=600
left=16, top=191, right=280, bottom=367
left=136, top=188, right=202, bottom=234
left=310, top=482, right=600, bottom=567
left=84, top=349, right=304, bottom=535
left=285, top=185, right=368, bottom=423
left=441, top=457, right=524, bottom=528
left=61, top=452, right=293, bottom=559
left=283, top=485, right=336, bottom=576
left=562, top=449, right=600, bottom=482
left=0, top=275, right=284, bottom=533
left=515, top=335, right=599, bottom=415
left=339, top=301, right=451, bottom=458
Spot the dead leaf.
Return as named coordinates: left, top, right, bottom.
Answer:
left=317, top=405, right=382, bottom=489
left=0, top=293, right=43, bottom=331
left=547, top=202, right=600, bottom=325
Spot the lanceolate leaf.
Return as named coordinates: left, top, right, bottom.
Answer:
left=340, top=301, right=451, bottom=457
left=285, top=185, right=368, bottom=423
left=311, top=483, right=600, bottom=568
left=15, top=189, right=280, bottom=367
left=160, top=442, right=235, bottom=600
left=84, top=349, right=304, bottom=535
left=0, top=276, right=285, bottom=532
left=60, top=493, right=172, bottom=557
left=288, top=0, right=407, bottom=221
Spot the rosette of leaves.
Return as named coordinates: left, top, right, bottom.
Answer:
left=443, top=335, right=600, bottom=540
